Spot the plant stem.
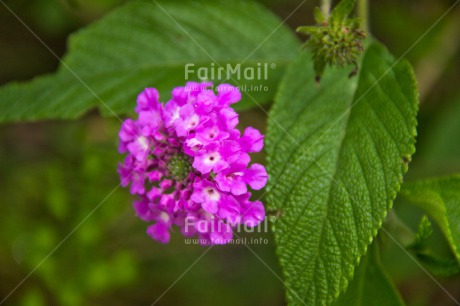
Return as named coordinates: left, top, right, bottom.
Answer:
left=321, top=0, right=331, bottom=19
left=357, top=0, right=369, bottom=32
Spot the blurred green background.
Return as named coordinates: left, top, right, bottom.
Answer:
left=0, top=0, right=459, bottom=305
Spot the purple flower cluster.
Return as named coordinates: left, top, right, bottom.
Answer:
left=118, top=82, right=268, bottom=245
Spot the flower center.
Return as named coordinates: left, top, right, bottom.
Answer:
left=167, top=153, right=192, bottom=181
left=204, top=187, right=220, bottom=201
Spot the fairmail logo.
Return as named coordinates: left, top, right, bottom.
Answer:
left=184, top=62, right=276, bottom=81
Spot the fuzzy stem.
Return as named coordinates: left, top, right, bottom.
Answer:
left=321, top=0, right=331, bottom=19
left=357, top=0, right=369, bottom=32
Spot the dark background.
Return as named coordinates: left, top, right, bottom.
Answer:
left=0, top=0, right=459, bottom=305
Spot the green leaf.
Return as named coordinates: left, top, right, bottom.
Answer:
left=0, top=0, right=300, bottom=123
left=414, top=253, right=460, bottom=277
left=331, top=0, right=356, bottom=23
left=399, top=175, right=460, bottom=263
left=408, top=215, right=433, bottom=251
left=314, top=7, right=326, bottom=24
left=403, top=215, right=459, bottom=276
left=296, top=26, right=319, bottom=35
left=333, top=244, right=405, bottom=306
left=266, top=41, right=418, bottom=305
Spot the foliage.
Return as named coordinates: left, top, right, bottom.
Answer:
left=1, top=0, right=460, bottom=305
left=266, top=41, right=418, bottom=305
left=400, top=175, right=460, bottom=264
left=0, top=0, right=300, bottom=122
left=333, top=243, right=405, bottom=306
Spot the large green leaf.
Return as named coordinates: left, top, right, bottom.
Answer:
left=0, top=0, right=299, bottom=122
left=266, top=41, right=418, bottom=305
left=399, top=175, right=460, bottom=263
left=334, top=244, right=405, bottom=306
